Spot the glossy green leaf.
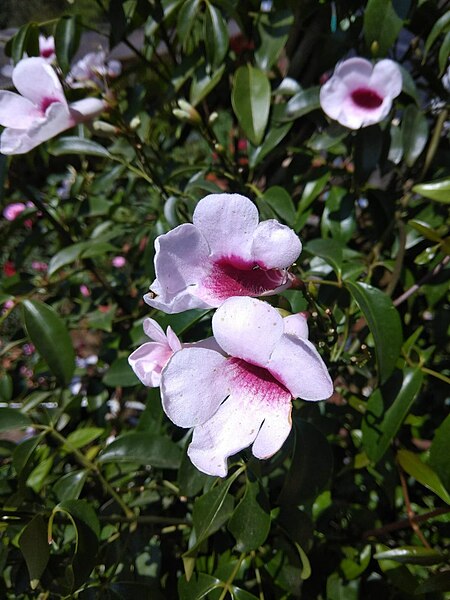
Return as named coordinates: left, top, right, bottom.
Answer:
left=255, top=10, right=293, bottom=70
left=423, top=10, right=450, bottom=59
left=438, top=31, right=450, bottom=74
left=278, top=419, right=333, bottom=505
left=178, top=573, right=222, bottom=600
left=48, top=242, right=88, bottom=276
left=48, top=137, right=110, bottom=158
left=397, top=449, right=450, bottom=504
left=103, top=357, right=140, bottom=387
left=177, top=0, right=200, bottom=45
left=362, top=368, right=423, bottom=462
left=204, top=4, right=229, bottom=68
left=19, top=515, right=50, bottom=590
left=304, top=238, right=344, bottom=277
left=399, top=65, right=420, bottom=105
left=402, top=104, right=429, bottom=167
left=0, top=374, right=13, bottom=402
left=408, top=219, right=443, bottom=243
left=54, top=15, right=81, bottom=74
left=345, top=281, right=403, bottom=383
left=295, top=173, right=330, bottom=224
left=374, top=546, right=445, bottom=566
left=228, top=476, right=271, bottom=551
left=7, top=22, right=39, bottom=64
left=27, top=455, right=54, bottom=493
left=262, top=186, right=296, bottom=224
left=157, top=309, right=210, bottom=335
left=0, top=407, right=31, bottom=433
left=13, top=434, right=43, bottom=474
left=53, top=470, right=88, bottom=502
left=190, top=63, right=225, bottom=106
left=284, top=87, right=320, bottom=121
left=98, top=432, right=182, bottom=469
left=22, top=299, right=75, bottom=387
left=412, top=178, right=450, bottom=203
left=56, top=499, right=100, bottom=538
left=66, top=428, right=104, bottom=450
left=428, top=414, right=450, bottom=493
left=232, top=65, right=271, bottom=146
left=249, top=121, right=292, bottom=168
left=178, top=444, right=213, bottom=497
left=364, top=0, right=404, bottom=56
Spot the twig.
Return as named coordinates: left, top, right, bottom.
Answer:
left=393, top=255, right=450, bottom=307
left=362, top=507, right=450, bottom=539
left=398, top=465, right=431, bottom=548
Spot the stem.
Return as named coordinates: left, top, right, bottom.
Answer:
left=398, top=464, right=431, bottom=548
left=393, top=255, right=450, bottom=307
left=49, top=429, right=134, bottom=519
left=385, top=220, right=406, bottom=296
left=217, top=553, right=247, bottom=600
left=362, top=507, right=450, bottom=539
left=99, top=514, right=189, bottom=526
left=420, top=108, right=448, bottom=180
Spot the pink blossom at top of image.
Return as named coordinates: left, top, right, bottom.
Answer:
left=319, top=57, right=403, bottom=129
left=112, top=256, right=126, bottom=268
left=160, top=297, right=333, bottom=477
left=0, top=57, right=107, bottom=155
left=3, top=202, right=26, bottom=221
left=144, top=193, right=302, bottom=314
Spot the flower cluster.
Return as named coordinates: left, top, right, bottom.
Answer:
left=129, top=193, right=333, bottom=476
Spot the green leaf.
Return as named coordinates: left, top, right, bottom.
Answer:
left=13, top=434, right=43, bottom=474
left=262, top=186, right=296, bottom=224
left=354, top=125, right=383, bottom=182
left=178, top=444, right=213, bottom=497
left=157, top=309, right=210, bottom=335
left=295, top=173, right=330, bottom=227
left=177, top=0, right=200, bottom=45
left=415, top=572, right=450, bottom=595
left=190, top=63, right=225, bottom=106
left=98, top=432, right=182, bottom=469
left=255, top=10, right=293, bottom=71
left=22, top=299, right=75, bottom=387
left=423, top=10, right=450, bottom=60
left=363, top=0, right=404, bottom=56
left=53, top=470, right=88, bottom=502
left=278, top=419, right=333, bottom=505
left=103, top=357, right=140, bottom=387
left=283, top=87, right=320, bottom=121
left=27, top=455, right=54, bottom=493
left=249, top=120, right=292, bottom=168
left=304, top=238, right=344, bottom=277
left=56, top=499, right=100, bottom=538
left=48, top=242, right=88, bottom=276
left=19, top=515, right=50, bottom=590
left=0, top=407, right=31, bottom=433
left=232, top=65, right=271, bottom=146
left=374, top=546, right=445, bottom=566
left=204, top=4, right=229, bottom=68
left=228, top=476, right=271, bottom=551
left=428, top=414, right=450, bottom=493
left=0, top=373, right=13, bottom=402
left=438, top=31, right=450, bottom=75
left=178, top=573, right=222, bottom=600
left=345, top=281, right=403, bottom=383
left=397, top=449, right=450, bottom=504
left=402, top=104, right=429, bottom=167
left=398, top=65, right=420, bottom=105
left=413, top=178, right=450, bottom=203
left=8, top=23, right=39, bottom=64
left=66, top=428, right=104, bottom=449
left=48, top=137, right=110, bottom=158
left=362, top=368, right=423, bottom=463
left=54, top=15, right=81, bottom=74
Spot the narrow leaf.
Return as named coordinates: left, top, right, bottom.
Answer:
left=428, top=414, right=450, bottom=493
left=397, top=449, right=450, bottom=504
left=204, top=4, right=229, bottom=68
left=232, top=65, right=271, bottom=146
left=48, top=137, right=111, bottom=158
left=413, top=178, right=450, bottom=203
left=54, top=15, right=81, bottom=74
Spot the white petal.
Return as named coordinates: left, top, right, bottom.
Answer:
left=188, top=392, right=265, bottom=477
left=161, top=347, right=228, bottom=428
left=144, top=289, right=211, bottom=313
left=69, top=98, right=106, bottom=122
left=252, top=401, right=292, bottom=459
left=128, top=342, right=172, bottom=387
left=268, top=334, right=333, bottom=400
left=193, top=194, right=258, bottom=260
left=251, top=220, right=302, bottom=268
left=12, top=57, right=66, bottom=107
left=212, top=297, right=284, bottom=366
left=143, top=318, right=167, bottom=344
left=166, top=326, right=182, bottom=352
left=0, top=91, right=42, bottom=128
left=370, top=59, right=402, bottom=99
left=283, top=313, right=309, bottom=339
left=334, top=57, right=373, bottom=80
left=320, top=77, right=351, bottom=121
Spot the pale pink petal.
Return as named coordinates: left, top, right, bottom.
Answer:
left=252, top=401, right=292, bottom=459
left=187, top=393, right=265, bottom=477
left=69, top=98, right=106, bottom=122
left=283, top=313, right=309, bottom=339
left=370, top=59, right=402, bottom=98
left=12, top=57, right=66, bottom=107
left=161, top=347, right=228, bottom=427
left=191, top=336, right=225, bottom=354
left=251, top=220, right=302, bottom=269
left=128, top=342, right=172, bottom=387
left=143, top=318, right=167, bottom=344
left=320, top=77, right=350, bottom=122
left=166, top=326, right=182, bottom=352
left=268, top=335, right=333, bottom=401
left=145, top=223, right=211, bottom=312
left=212, top=297, right=284, bottom=366
left=334, top=57, right=373, bottom=81
left=193, top=194, right=258, bottom=260
left=0, top=91, right=42, bottom=128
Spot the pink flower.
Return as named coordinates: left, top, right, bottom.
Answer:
left=67, top=50, right=122, bottom=89
left=145, top=193, right=302, bottom=314
left=112, top=255, right=126, bottom=268
left=80, top=284, right=91, bottom=297
left=3, top=202, right=26, bottom=221
left=31, top=261, right=47, bottom=272
left=39, top=35, right=56, bottom=62
left=161, top=297, right=333, bottom=477
left=0, top=57, right=107, bottom=155
left=319, top=57, right=402, bottom=129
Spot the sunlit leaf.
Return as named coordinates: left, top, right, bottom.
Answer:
left=232, top=65, right=271, bottom=146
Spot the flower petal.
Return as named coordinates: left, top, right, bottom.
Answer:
left=268, top=334, right=333, bottom=401
left=161, top=347, right=228, bottom=428
left=69, top=98, right=106, bottom=122
left=193, top=193, right=258, bottom=260
left=143, top=318, right=167, bottom=344
left=212, top=297, right=284, bottom=366
left=283, top=313, right=309, bottom=339
left=12, top=57, right=66, bottom=107
left=0, top=91, right=42, bottom=128
left=128, top=342, right=172, bottom=387
left=320, top=77, right=351, bottom=122
left=252, top=400, right=292, bottom=459
left=370, top=59, right=402, bottom=99
left=187, top=392, right=266, bottom=477
left=335, top=57, right=373, bottom=81
left=166, top=326, right=182, bottom=352
left=251, top=220, right=302, bottom=268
